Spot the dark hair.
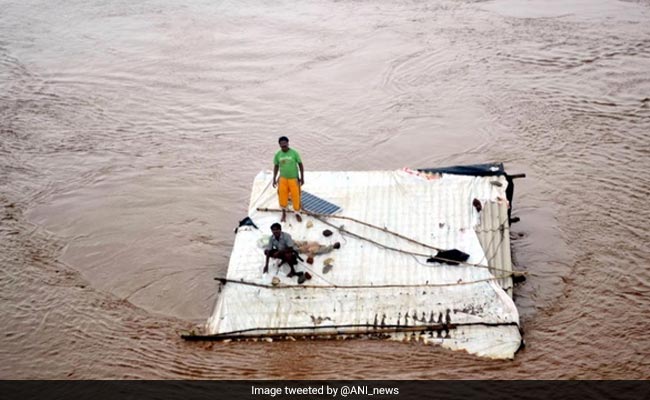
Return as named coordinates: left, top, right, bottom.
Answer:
left=270, top=222, right=282, bottom=230
left=278, top=136, right=289, bottom=143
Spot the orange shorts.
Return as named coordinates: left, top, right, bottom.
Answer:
left=278, top=177, right=301, bottom=211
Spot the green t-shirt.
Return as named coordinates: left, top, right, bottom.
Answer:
left=274, top=148, right=302, bottom=179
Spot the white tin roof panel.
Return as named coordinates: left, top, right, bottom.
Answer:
left=207, top=170, right=521, bottom=359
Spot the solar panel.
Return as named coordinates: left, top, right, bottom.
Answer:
left=301, top=191, right=342, bottom=215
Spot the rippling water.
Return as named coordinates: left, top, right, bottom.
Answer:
left=1, top=0, right=649, bottom=378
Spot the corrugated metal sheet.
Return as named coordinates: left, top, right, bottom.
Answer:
left=206, top=170, right=521, bottom=359
left=475, top=188, right=513, bottom=296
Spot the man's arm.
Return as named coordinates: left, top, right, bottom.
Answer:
left=298, top=162, right=304, bottom=186
left=263, top=251, right=270, bottom=273
left=263, top=237, right=274, bottom=273
left=273, top=164, right=279, bottom=188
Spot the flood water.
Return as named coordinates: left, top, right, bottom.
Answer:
left=1, top=0, right=649, bottom=379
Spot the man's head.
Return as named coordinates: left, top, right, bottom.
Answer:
left=270, top=222, right=282, bottom=238
left=278, top=136, right=289, bottom=152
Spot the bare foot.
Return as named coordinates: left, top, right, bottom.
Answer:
left=281, top=209, right=286, bottom=222
left=295, top=213, right=302, bottom=222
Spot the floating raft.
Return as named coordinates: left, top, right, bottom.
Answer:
left=190, top=163, right=525, bottom=359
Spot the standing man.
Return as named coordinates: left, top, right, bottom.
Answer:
left=273, top=136, right=304, bottom=222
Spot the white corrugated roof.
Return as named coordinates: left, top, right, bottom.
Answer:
left=206, top=169, right=521, bottom=359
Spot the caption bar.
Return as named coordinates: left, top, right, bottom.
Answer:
left=252, top=384, right=399, bottom=398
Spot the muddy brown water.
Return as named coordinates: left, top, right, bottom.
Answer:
left=1, top=0, right=649, bottom=379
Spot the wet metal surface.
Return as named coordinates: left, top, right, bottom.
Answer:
left=206, top=171, right=520, bottom=359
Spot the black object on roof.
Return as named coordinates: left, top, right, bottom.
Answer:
left=427, top=249, right=471, bottom=266
left=234, top=216, right=258, bottom=233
